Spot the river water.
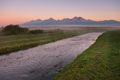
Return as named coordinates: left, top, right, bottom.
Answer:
left=0, top=32, right=102, bottom=80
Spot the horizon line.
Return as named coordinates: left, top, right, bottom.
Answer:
left=28, top=16, right=120, bottom=22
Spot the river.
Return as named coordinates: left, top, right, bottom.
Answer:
left=0, top=32, right=102, bottom=80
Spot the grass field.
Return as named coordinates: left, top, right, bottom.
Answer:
left=53, top=30, right=120, bottom=80
left=0, top=30, right=86, bottom=55
left=0, top=26, right=120, bottom=55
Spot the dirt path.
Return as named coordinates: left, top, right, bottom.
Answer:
left=0, top=32, right=102, bottom=80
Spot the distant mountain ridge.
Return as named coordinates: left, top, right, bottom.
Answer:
left=21, top=16, right=120, bottom=26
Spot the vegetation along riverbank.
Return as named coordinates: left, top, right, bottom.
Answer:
left=0, top=25, right=88, bottom=55
left=53, top=30, right=120, bottom=80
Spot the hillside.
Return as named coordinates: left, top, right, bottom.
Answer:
left=53, top=30, right=120, bottom=80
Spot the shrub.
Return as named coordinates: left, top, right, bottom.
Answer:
left=29, top=29, right=43, bottom=34
left=2, top=24, right=28, bottom=35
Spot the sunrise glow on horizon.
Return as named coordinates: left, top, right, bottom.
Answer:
left=1, top=0, right=120, bottom=26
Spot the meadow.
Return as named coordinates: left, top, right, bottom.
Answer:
left=53, top=30, right=120, bottom=80
left=0, top=30, right=82, bottom=55
left=0, top=26, right=120, bottom=55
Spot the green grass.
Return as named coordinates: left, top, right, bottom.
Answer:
left=0, top=31, right=85, bottom=55
left=53, top=30, right=120, bottom=80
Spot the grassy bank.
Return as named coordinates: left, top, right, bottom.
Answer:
left=0, top=31, right=85, bottom=55
left=53, top=30, right=120, bottom=80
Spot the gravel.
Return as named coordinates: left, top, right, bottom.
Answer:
left=0, top=32, right=102, bottom=80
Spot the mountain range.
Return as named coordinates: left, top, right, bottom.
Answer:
left=20, top=16, right=120, bottom=26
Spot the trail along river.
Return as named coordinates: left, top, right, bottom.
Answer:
left=0, top=32, right=102, bottom=80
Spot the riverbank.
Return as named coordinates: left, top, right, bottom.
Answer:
left=0, top=31, right=84, bottom=55
left=53, top=30, right=120, bottom=80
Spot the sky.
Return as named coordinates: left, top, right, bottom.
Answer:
left=0, top=0, right=120, bottom=26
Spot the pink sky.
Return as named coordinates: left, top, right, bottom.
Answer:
left=1, top=0, right=120, bottom=26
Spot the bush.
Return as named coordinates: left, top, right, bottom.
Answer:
left=2, top=24, right=28, bottom=35
left=29, top=29, right=43, bottom=34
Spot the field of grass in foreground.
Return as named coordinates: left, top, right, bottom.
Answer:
left=53, top=30, right=120, bottom=80
left=0, top=30, right=86, bottom=55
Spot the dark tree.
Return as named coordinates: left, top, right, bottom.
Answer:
left=2, top=24, right=28, bottom=35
